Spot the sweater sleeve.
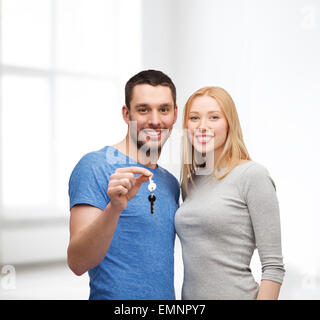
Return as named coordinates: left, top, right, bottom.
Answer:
left=241, top=163, right=285, bottom=284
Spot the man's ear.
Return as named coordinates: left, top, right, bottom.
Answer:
left=122, top=105, right=130, bottom=124
left=173, top=105, right=178, bottom=124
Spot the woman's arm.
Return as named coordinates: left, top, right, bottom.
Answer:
left=257, top=280, right=281, bottom=300
left=241, top=163, right=285, bottom=299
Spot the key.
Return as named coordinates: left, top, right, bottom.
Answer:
left=147, top=176, right=156, bottom=214
left=148, top=193, right=156, bottom=214
left=148, top=177, right=156, bottom=192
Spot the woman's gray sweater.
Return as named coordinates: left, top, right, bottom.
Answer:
left=175, top=161, right=285, bottom=300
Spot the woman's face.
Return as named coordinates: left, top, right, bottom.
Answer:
left=187, top=95, right=229, bottom=155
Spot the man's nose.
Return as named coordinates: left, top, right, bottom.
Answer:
left=148, top=110, right=161, bottom=127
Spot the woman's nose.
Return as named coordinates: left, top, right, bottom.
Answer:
left=198, top=118, right=208, bottom=130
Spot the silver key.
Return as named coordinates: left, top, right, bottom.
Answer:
left=148, top=176, right=156, bottom=192
left=148, top=177, right=156, bottom=214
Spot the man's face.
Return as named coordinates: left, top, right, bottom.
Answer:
left=124, top=84, right=177, bottom=152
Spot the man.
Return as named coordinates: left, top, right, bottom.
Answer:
left=67, top=70, right=180, bottom=299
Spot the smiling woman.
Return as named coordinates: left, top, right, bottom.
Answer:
left=176, top=86, right=285, bottom=300
left=187, top=95, right=228, bottom=156
left=181, top=86, right=251, bottom=192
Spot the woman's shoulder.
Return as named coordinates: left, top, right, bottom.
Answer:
left=238, top=160, right=270, bottom=177
left=227, top=160, right=271, bottom=182
left=236, top=160, right=276, bottom=191
left=219, top=160, right=271, bottom=180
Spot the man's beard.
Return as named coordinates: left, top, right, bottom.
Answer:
left=132, top=128, right=164, bottom=163
left=136, top=139, right=162, bottom=155
left=129, top=130, right=163, bottom=166
left=128, top=116, right=165, bottom=156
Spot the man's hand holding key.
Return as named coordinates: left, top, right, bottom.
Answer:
left=107, top=167, right=153, bottom=212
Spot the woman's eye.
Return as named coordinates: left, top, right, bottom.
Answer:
left=190, top=116, right=199, bottom=120
left=210, top=116, right=219, bottom=120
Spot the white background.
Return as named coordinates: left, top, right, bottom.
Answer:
left=0, top=0, right=320, bottom=299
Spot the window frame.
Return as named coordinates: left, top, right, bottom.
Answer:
left=0, top=0, right=132, bottom=224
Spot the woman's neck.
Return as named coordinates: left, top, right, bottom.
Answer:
left=194, top=148, right=229, bottom=172
left=214, top=147, right=229, bottom=169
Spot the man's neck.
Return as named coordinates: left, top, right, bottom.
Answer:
left=112, top=136, right=159, bottom=169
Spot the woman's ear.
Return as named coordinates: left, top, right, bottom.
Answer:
left=122, top=105, right=130, bottom=124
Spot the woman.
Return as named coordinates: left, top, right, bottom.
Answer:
left=175, top=87, right=285, bottom=300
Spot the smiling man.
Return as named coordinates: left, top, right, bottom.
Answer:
left=116, top=72, right=177, bottom=166
left=67, top=70, right=180, bottom=300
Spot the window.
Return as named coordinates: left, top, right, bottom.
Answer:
left=0, top=0, right=142, bottom=220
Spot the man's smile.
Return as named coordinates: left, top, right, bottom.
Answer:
left=141, top=129, right=169, bottom=141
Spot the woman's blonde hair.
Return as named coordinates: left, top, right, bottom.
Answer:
left=181, top=86, right=251, bottom=195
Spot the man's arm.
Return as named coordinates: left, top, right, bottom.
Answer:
left=67, top=166, right=152, bottom=276
left=67, top=202, right=122, bottom=276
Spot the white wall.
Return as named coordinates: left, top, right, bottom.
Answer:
left=1, top=0, right=319, bottom=299
left=142, top=0, right=320, bottom=299
left=0, top=0, right=143, bottom=264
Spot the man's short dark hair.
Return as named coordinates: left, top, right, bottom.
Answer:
left=125, top=70, right=176, bottom=109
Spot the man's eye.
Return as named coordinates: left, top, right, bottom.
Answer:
left=160, top=108, right=169, bottom=113
left=138, top=108, right=148, bottom=113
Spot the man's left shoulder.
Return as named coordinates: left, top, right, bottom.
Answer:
left=157, top=166, right=180, bottom=188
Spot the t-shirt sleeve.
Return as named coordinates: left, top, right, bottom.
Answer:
left=241, top=163, right=285, bottom=284
left=68, top=153, right=110, bottom=211
left=174, top=177, right=181, bottom=207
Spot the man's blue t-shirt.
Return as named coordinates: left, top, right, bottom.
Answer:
left=68, top=146, right=180, bottom=300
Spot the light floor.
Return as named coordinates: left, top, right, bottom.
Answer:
left=1, top=260, right=319, bottom=300
left=0, top=261, right=89, bottom=300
